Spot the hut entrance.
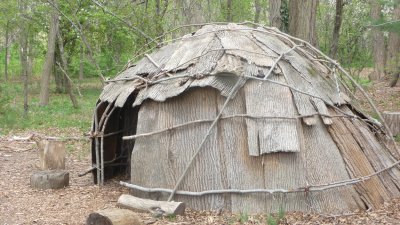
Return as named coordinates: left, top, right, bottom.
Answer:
left=91, top=94, right=139, bottom=184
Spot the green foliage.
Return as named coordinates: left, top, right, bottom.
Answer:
left=238, top=211, right=249, bottom=224
left=165, top=214, right=176, bottom=221
left=373, top=0, right=400, bottom=34
left=280, top=0, right=289, bottom=32
left=317, top=0, right=373, bottom=68
left=355, top=77, right=373, bottom=88
left=266, top=206, right=285, bottom=225
left=0, top=82, right=21, bottom=131
left=0, top=79, right=100, bottom=135
left=1, top=0, right=399, bottom=138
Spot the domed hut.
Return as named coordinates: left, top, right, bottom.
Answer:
left=91, top=23, right=400, bottom=214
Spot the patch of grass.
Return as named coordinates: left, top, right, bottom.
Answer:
left=236, top=211, right=249, bottom=224
left=165, top=214, right=176, bottom=221
left=0, top=78, right=101, bottom=135
left=266, top=206, right=285, bottom=225
left=395, top=135, right=400, bottom=143
left=355, top=77, right=372, bottom=88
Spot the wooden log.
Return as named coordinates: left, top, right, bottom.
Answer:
left=383, top=112, right=400, bottom=136
left=30, top=170, right=69, bottom=189
left=117, top=194, right=185, bottom=216
left=36, top=139, right=66, bottom=170
left=86, top=208, right=142, bottom=225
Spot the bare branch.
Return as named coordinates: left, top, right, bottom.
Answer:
left=90, top=0, right=155, bottom=42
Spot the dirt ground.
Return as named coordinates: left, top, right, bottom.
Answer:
left=0, top=81, right=399, bottom=225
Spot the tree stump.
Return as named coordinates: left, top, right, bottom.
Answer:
left=383, top=112, right=400, bottom=136
left=86, top=208, right=142, bottom=225
left=30, top=170, right=69, bottom=189
left=117, top=194, right=185, bottom=216
left=35, top=139, right=66, bottom=170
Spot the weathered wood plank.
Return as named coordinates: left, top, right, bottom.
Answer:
left=339, top=107, right=400, bottom=197
left=117, top=194, right=185, bottom=215
left=279, top=61, right=318, bottom=125
left=216, top=24, right=275, bottom=67
left=301, top=116, right=363, bottom=212
left=253, top=30, right=346, bottom=105
left=243, top=74, right=300, bottom=155
left=86, top=208, right=142, bottom=225
left=131, top=88, right=225, bottom=210
left=216, top=87, right=266, bottom=212
left=164, top=33, right=215, bottom=71
left=130, top=99, right=169, bottom=201
left=327, top=109, right=390, bottom=208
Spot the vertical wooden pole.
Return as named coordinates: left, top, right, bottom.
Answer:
left=94, top=104, right=101, bottom=185
left=100, top=106, right=116, bottom=185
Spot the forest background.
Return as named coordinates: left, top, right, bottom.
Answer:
left=0, top=0, right=399, bottom=135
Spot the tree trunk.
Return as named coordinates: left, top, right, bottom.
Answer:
left=39, top=0, right=59, bottom=106
left=79, top=44, right=84, bottom=80
left=24, top=44, right=33, bottom=117
left=288, top=0, right=319, bottom=46
left=369, top=0, right=386, bottom=80
left=269, top=0, right=282, bottom=29
left=254, top=0, right=261, bottom=23
left=35, top=139, right=66, bottom=170
left=21, top=38, right=29, bottom=118
left=4, top=20, right=9, bottom=81
left=179, top=0, right=205, bottom=34
left=154, top=0, right=167, bottom=39
left=387, top=2, right=400, bottom=87
left=19, top=1, right=29, bottom=117
left=330, top=0, right=344, bottom=59
left=54, top=67, right=65, bottom=93
left=57, top=30, right=78, bottom=108
left=227, top=0, right=233, bottom=22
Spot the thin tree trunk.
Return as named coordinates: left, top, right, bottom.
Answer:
left=387, top=2, right=400, bottom=87
left=4, top=20, right=9, bottom=81
left=254, top=0, right=261, bottom=23
left=39, top=0, right=59, bottom=106
left=19, top=1, right=29, bottom=117
left=57, top=30, right=78, bottom=108
left=288, top=0, right=319, bottom=46
left=54, top=66, right=65, bottom=93
left=227, top=0, right=233, bottom=22
left=79, top=44, right=84, bottom=80
left=154, top=0, right=167, bottom=39
left=180, top=0, right=205, bottom=34
left=23, top=49, right=29, bottom=117
left=172, top=0, right=178, bottom=39
left=269, top=0, right=282, bottom=29
left=26, top=44, right=33, bottom=114
left=370, top=0, right=386, bottom=80
left=330, top=0, right=344, bottom=59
